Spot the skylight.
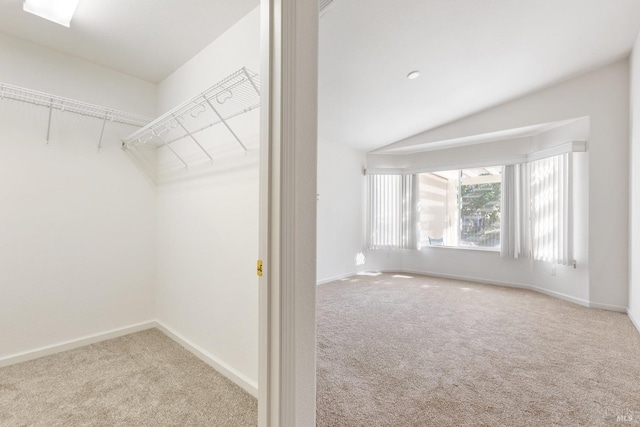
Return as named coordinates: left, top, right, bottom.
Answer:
left=23, top=0, right=80, bottom=28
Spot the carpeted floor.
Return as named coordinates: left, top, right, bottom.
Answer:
left=316, top=273, right=640, bottom=427
left=0, top=328, right=257, bottom=426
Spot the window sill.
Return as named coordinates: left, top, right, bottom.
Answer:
left=419, top=245, right=500, bottom=253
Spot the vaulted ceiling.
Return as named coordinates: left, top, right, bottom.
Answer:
left=318, top=0, right=640, bottom=151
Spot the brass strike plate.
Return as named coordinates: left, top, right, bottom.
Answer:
left=257, top=259, right=263, bottom=277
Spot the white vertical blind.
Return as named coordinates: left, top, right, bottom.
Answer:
left=366, top=175, right=416, bottom=249
left=501, top=163, right=531, bottom=259
left=403, top=174, right=418, bottom=249
left=530, top=153, right=573, bottom=265
left=501, top=154, right=573, bottom=265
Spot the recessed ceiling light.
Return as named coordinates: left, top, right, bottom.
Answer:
left=23, top=0, right=81, bottom=28
left=407, top=70, right=421, bottom=80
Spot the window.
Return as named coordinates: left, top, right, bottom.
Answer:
left=418, top=167, right=502, bottom=249
left=366, top=154, right=572, bottom=263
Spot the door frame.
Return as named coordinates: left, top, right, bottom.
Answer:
left=258, top=0, right=319, bottom=425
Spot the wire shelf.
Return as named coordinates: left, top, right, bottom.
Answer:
left=122, top=67, right=260, bottom=168
left=0, top=82, right=151, bottom=127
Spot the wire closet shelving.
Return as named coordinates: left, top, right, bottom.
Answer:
left=121, top=67, right=261, bottom=169
left=0, top=82, right=151, bottom=149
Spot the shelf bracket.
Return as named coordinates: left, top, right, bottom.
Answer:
left=204, top=98, right=247, bottom=152
left=46, top=99, right=53, bottom=143
left=156, top=132, right=189, bottom=169
left=173, top=114, right=214, bottom=163
left=97, top=115, right=108, bottom=151
left=243, top=67, right=260, bottom=96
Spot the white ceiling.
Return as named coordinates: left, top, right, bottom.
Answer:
left=318, top=0, right=640, bottom=151
left=0, top=0, right=259, bottom=83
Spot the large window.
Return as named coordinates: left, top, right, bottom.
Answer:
left=366, top=154, right=572, bottom=264
left=418, top=167, right=502, bottom=249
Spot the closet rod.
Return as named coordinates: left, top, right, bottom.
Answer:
left=0, top=82, right=151, bottom=128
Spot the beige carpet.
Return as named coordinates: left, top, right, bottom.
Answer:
left=0, top=328, right=257, bottom=426
left=316, top=273, right=640, bottom=426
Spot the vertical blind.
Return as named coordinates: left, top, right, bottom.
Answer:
left=368, top=153, right=573, bottom=264
left=501, top=163, right=531, bottom=259
left=530, top=154, right=573, bottom=264
left=501, top=153, right=573, bottom=265
left=366, top=174, right=417, bottom=249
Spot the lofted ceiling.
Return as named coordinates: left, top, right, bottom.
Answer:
left=0, top=0, right=259, bottom=83
left=318, top=0, right=640, bottom=151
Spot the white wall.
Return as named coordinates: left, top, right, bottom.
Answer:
left=0, top=35, right=157, bottom=359
left=155, top=7, right=260, bottom=393
left=157, top=7, right=259, bottom=115
left=366, top=59, right=630, bottom=311
left=630, top=32, right=640, bottom=331
left=316, top=137, right=366, bottom=283
left=0, top=33, right=156, bottom=117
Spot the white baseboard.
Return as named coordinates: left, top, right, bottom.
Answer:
left=516, top=283, right=591, bottom=308
left=317, top=271, right=358, bottom=285
left=589, top=301, right=628, bottom=313
left=0, top=319, right=259, bottom=400
left=155, top=321, right=258, bottom=398
left=0, top=320, right=156, bottom=368
left=629, top=309, right=640, bottom=335
left=375, top=268, right=625, bottom=311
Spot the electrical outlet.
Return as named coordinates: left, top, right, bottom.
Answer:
left=551, top=266, right=556, bottom=276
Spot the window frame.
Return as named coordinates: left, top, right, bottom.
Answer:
left=417, top=166, right=502, bottom=251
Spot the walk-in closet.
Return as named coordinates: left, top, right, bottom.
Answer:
left=0, top=2, right=262, bottom=424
